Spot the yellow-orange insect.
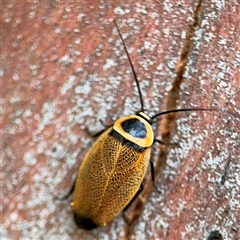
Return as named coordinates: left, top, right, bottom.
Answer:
left=70, top=21, right=217, bottom=230
left=71, top=113, right=153, bottom=229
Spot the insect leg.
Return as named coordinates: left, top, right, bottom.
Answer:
left=85, top=120, right=113, bottom=138
left=150, top=160, right=161, bottom=194
left=149, top=160, right=155, bottom=182
left=154, top=138, right=179, bottom=147
left=122, top=163, right=160, bottom=224
left=92, top=125, right=112, bottom=137
left=56, top=177, right=76, bottom=200
left=154, top=138, right=165, bottom=145
left=123, top=183, right=144, bottom=211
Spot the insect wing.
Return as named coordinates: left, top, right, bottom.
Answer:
left=72, top=127, right=151, bottom=226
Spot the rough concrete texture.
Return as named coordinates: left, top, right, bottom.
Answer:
left=2, top=1, right=240, bottom=240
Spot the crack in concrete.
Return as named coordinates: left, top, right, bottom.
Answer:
left=161, top=0, right=203, bottom=143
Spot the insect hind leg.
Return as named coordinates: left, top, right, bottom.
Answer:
left=55, top=177, right=76, bottom=201
left=123, top=160, right=160, bottom=212
left=123, top=183, right=144, bottom=212
left=150, top=160, right=161, bottom=194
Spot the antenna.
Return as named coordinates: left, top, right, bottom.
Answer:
left=151, top=108, right=226, bottom=122
left=114, top=20, right=144, bottom=112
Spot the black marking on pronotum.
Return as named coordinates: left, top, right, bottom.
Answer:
left=110, top=129, right=145, bottom=152
left=121, top=118, right=147, bottom=139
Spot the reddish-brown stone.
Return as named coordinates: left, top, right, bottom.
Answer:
left=2, top=1, right=239, bottom=240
